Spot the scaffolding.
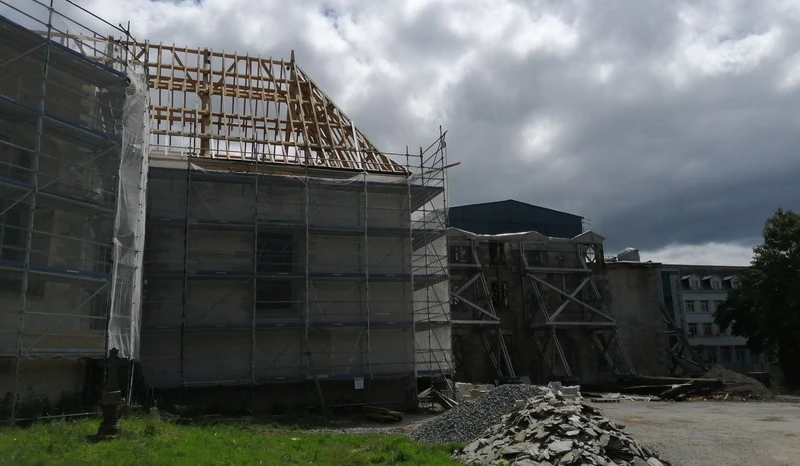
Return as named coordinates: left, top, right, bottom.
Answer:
left=1, top=0, right=452, bottom=413
left=521, top=231, right=635, bottom=380
left=448, top=228, right=635, bottom=384
left=448, top=229, right=515, bottom=380
left=98, top=41, right=452, bottom=406
left=0, top=0, right=148, bottom=421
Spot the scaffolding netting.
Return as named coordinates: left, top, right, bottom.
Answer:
left=0, top=4, right=147, bottom=420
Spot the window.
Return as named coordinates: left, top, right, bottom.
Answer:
left=685, top=300, right=695, bottom=313
left=710, top=277, right=722, bottom=290
left=702, top=323, right=713, bottom=336
left=256, top=281, right=293, bottom=313
left=449, top=246, right=471, bottom=264
left=689, top=277, right=701, bottom=289
left=488, top=242, right=505, bottom=265
left=688, top=323, right=698, bottom=336
left=491, top=281, right=508, bottom=307
left=256, top=233, right=293, bottom=273
left=700, top=301, right=710, bottom=313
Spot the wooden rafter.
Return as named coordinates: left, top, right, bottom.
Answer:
left=116, top=40, right=406, bottom=174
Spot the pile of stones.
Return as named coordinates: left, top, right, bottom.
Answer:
left=410, top=384, right=548, bottom=444
left=454, top=391, right=670, bottom=466
left=701, top=365, right=774, bottom=400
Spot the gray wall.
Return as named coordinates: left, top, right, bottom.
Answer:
left=600, top=263, right=670, bottom=377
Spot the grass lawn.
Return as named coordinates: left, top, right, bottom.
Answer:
left=0, top=416, right=463, bottom=466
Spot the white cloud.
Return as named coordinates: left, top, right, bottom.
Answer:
left=521, top=116, right=561, bottom=158
left=662, top=4, right=782, bottom=88
left=640, top=242, right=755, bottom=266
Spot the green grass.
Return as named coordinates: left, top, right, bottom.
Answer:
left=0, top=415, right=463, bottom=466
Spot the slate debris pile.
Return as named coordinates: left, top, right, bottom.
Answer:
left=454, top=392, right=671, bottom=466
left=409, top=384, right=548, bottom=444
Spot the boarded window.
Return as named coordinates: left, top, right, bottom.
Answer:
left=488, top=242, right=505, bottom=265
left=256, top=233, right=293, bottom=273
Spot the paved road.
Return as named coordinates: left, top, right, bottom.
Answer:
left=590, top=399, right=800, bottom=466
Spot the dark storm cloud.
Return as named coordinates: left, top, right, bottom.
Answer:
left=10, top=0, right=798, bottom=260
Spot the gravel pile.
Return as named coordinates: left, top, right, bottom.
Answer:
left=409, top=384, right=548, bottom=444
left=701, top=365, right=774, bottom=400
left=454, top=391, right=671, bottom=466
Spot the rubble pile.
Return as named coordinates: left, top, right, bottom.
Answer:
left=410, top=384, right=548, bottom=444
left=454, top=392, right=670, bottom=466
left=701, top=365, right=774, bottom=400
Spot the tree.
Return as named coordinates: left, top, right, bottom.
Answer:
left=715, top=208, right=800, bottom=386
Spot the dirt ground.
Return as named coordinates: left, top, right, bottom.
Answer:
left=589, top=398, right=800, bottom=466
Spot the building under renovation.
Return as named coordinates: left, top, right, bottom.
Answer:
left=0, top=6, right=147, bottom=419
left=134, top=42, right=451, bottom=409
left=0, top=1, right=450, bottom=420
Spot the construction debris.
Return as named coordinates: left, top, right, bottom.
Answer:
left=620, top=375, right=721, bottom=400
left=620, top=367, right=774, bottom=401
left=363, top=406, right=403, bottom=423
left=454, top=392, right=670, bottom=466
left=587, top=393, right=659, bottom=403
left=410, top=384, right=548, bottom=444
left=455, top=383, right=494, bottom=403
left=700, top=366, right=774, bottom=400
left=547, top=381, right=581, bottom=400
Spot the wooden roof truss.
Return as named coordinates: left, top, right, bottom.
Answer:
left=114, top=41, right=405, bottom=174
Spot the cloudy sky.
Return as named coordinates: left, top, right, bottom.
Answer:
left=10, top=0, right=800, bottom=265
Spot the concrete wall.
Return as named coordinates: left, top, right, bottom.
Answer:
left=0, top=358, right=86, bottom=410
left=601, top=263, right=670, bottom=376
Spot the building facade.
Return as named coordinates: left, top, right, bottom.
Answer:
left=661, top=265, right=766, bottom=373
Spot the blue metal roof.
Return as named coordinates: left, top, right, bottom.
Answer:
left=448, top=199, right=584, bottom=238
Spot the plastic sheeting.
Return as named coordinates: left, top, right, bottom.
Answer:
left=107, top=64, right=149, bottom=360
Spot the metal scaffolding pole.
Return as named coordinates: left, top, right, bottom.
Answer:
left=11, top=0, right=54, bottom=421
left=251, top=133, right=260, bottom=398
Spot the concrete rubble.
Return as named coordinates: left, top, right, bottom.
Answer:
left=454, top=391, right=670, bottom=466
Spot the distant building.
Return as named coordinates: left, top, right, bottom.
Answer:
left=448, top=200, right=584, bottom=238
left=660, top=265, right=766, bottom=372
